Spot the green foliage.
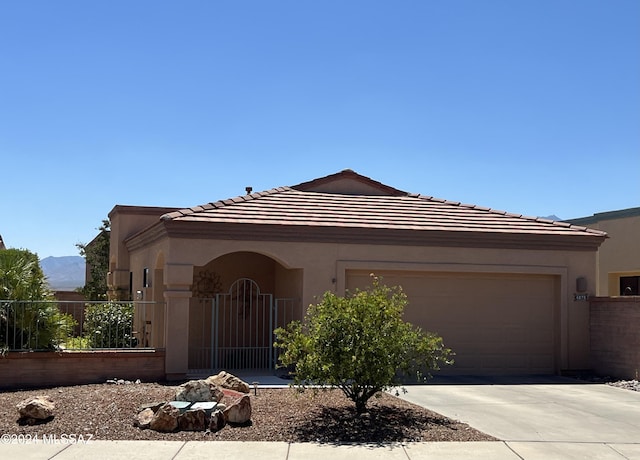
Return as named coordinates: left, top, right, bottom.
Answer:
left=83, top=301, right=136, bottom=348
left=0, top=248, right=52, bottom=300
left=77, top=219, right=110, bottom=301
left=63, top=335, right=91, bottom=349
left=274, top=275, right=453, bottom=413
left=0, top=248, right=76, bottom=350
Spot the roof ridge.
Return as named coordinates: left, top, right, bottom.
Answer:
left=160, top=186, right=294, bottom=220
left=413, top=195, right=608, bottom=237
left=292, top=169, right=407, bottom=196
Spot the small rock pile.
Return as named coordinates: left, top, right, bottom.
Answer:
left=106, top=378, right=142, bottom=385
left=133, top=371, right=252, bottom=434
left=609, top=379, right=640, bottom=392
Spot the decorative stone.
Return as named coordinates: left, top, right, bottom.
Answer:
left=17, top=396, right=55, bottom=421
left=209, top=409, right=226, bottom=432
left=178, top=409, right=207, bottom=431
left=138, top=402, right=164, bottom=413
left=133, top=408, right=154, bottom=429
left=169, top=401, right=192, bottom=413
left=190, top=401, right=217, bottom=416
left=175, top=379, right=223, bottom=403
left=149, top=402, right=179, bottom=432
left=207, top=371, right=250, bottom=393
left=223, top=394, right=252, bottom=424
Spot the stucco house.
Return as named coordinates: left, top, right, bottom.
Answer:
left=565, top=207, right=640, bottom=297
left=108, top=170, right=606, bottom=380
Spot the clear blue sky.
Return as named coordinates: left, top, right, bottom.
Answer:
left=1, top=1, right=638, bottom=258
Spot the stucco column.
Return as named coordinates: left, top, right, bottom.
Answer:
left=107, top=269, right=130, bottom=300
left=163, top=263, right=193, bottom=380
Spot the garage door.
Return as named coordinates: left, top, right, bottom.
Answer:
left=346, top=270, right=558, bottom=375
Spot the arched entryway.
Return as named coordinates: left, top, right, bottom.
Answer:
left=188, top=252, right=302, bottom=374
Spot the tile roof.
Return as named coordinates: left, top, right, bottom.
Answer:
left=160, top=182, right=605, bottom=240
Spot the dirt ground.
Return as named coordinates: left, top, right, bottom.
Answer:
left=0, top=383, right=495, bottom=443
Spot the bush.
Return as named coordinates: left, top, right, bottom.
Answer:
left=0, top=301, right=76, bottom=350
left=274, top=275, right=453, bottom=413
left=0, top=248, right=75, bottom=351
left=84, top=302, right=136, bottom=348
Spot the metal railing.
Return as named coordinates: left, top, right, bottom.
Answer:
left=188, top=294, right=301, bottom=373
left=0, top=300, right=166, bottom=352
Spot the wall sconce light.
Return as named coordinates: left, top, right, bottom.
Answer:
left=576, top=277, right=587, bottom=293
left=136, top=290, right=144, bottom=300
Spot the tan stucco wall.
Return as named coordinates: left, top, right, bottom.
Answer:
left=107, top=206, right=177, bottom=299
left=116, top=234, right=597, bottom=376
left=593, top=215, right=640, bottom=296
left=566, top=211, right=640, bottom=296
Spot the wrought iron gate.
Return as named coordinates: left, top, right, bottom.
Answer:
left=188, top=278, right=300, bottom=373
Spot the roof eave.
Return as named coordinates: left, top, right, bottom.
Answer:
left=157, top=221, right=606, bottom=251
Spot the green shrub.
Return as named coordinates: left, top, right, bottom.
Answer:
left=274, top=275, right=453, bottom=413
left=84, top=302, right=136, bottom=348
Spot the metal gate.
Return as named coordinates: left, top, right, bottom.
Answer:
left=188, top=278, right=300, bottom=373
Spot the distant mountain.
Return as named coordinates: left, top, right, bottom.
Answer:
left=541, top=215, right=562, bottom=221
left=41, top=256, right=85, bottom=291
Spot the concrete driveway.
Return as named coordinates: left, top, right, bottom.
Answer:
left=398, top=375, right=640, bottom=459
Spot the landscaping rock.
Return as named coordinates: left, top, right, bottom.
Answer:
left=209, top=409, right=226, bottom=432
left=206, top=371, right=250, bottom=393
left=138, top=402, right=165, bottom=413
left=149, top=402, right=179, bottom=432
left=175, top=379, right=223, bottom=403
left=17, top=396, right=55, bottom=422
left=223, top=394, right=252, bottom=424
left=133, top=408, right=154, bottom=429
left=178, top=409, right=207, bottom=431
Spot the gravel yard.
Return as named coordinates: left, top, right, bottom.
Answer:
left=0, top=383, right=495, bottom=443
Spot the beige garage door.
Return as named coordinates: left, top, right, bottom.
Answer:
left=346, top=270, right=558, bottom=375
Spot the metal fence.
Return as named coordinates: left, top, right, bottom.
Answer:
left=188, top=294, right=301, bottom=374
left=0, top=300, right=165, bottom=352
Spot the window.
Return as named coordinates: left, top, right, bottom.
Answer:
left=143, top=268, right=150, bottom=288
left=620, top=276, right=639, bottom=295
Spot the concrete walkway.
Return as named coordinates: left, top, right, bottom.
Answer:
left=397, top=375, right=640, bottom=459
left=2, top=376, right=640, bottom=459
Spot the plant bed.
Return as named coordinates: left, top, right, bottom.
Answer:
left=0, top=383, right=495, bottom=442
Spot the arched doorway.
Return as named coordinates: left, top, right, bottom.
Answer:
left=213, top=278, right=272, bottom=369
left=187, top=252, right=302, bottom=374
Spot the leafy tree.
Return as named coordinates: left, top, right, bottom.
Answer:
left=274, top=275, right=453, bottom=413
left=0, top=248, right=75, bottom=350
left=77, top=219, right=110, bottom=301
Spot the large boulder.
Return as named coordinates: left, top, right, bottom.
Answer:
left=178, top=409, right=207, bottom=431
left=150, top=403, right=179, bottom=432
left=17, top=396, right=55, bottom=423
left=223, top=394, right=252, bottom=424
left=206, top=371, right=250, bottom=394
left=175, top=380, right=223, bottom=403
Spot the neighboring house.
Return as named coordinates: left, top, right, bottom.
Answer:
left=565, top=207, right=640, bottom=296
left=108, top=169, right=606, bottom=380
